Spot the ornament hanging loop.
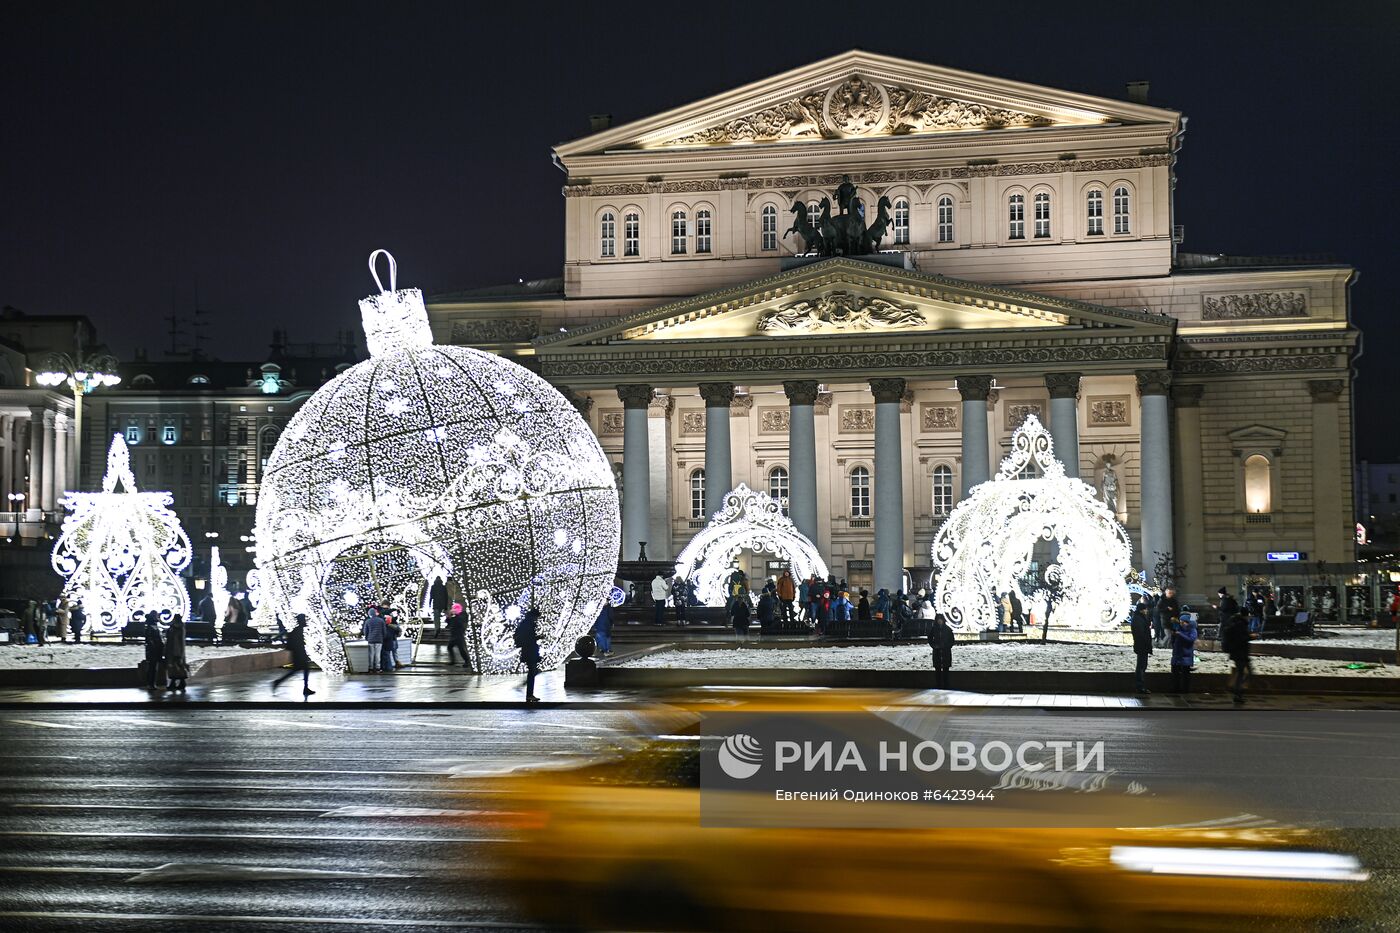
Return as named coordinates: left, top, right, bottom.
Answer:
left=368, top=249, right=398, bottom=294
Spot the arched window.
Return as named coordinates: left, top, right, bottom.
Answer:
left=937, top=195, right=954, bottom=243
left=1086, top=188, right=1104, bottom=236
left=1244, top=455, right=1272, bottom=514
left=893, top=198, right=910, bottom=245
left=768, top=466, right=789, bottom=515
left=761, top=204, right=778, bottom=251
left=671, top=210, right=688, bottom=255
left=689, top=468, right=706, bottom=519
left=623, top=212, right=640, bottom=256
left=849, top=466, right=871, bottom=518
left=1113, top=186, right=1131, bottom=234
left=695, top=209, right=712, bottom=254
left=600, top=211, right=616, bottom=258
left=932, top=465, right=954, bottom=517
left=1008, top=194, right=1025, bottom=240
left=1033, top=191, right=1051, bottom=238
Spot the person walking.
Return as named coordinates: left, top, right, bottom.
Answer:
left=1169, top=611, right=1197, bottom=695
left=1130, top=596, right=1153, bottom=694
left=1221, top=609, right=1253, bottom=704
left=165, top=614, right=190, bottom=693
left=142, top=611, right=165, bottom=691
left=445, top=602, right=470, bottom=669
left=592, top=600, right=614, bottom=657
left=929, top=615, right=955, bottom=689
left=381, top=614, right=401, bottom=673
left=776, top=570, right=797, bottom=627
left=651, top=574, right=671, bottom=626
left=363, top=605, right=386, bottom=672
left=729, top=596, right=752, bottom=645
left=513, top=608, right=542, bottom=702
left=272, top=615, right=315, bottom=696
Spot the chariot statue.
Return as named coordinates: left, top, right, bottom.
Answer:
left=785, top=175, right=893, bottom=258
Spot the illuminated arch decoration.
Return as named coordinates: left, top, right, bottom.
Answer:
left=253, top=251, right=619, bottom=675
left=674, top=483, right=828, bottom=606
left=51, top=434, right=193, bottom=634
left=931, top=415, right=1131, bottom=632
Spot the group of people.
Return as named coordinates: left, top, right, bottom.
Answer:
left=645, top=574, right=693, bottom=625
left=14, top=597, right=84, bottom=644
left=361, top=601, right=406, bottom=673
left=139, top=611, right=190, bottom=693
left=1129, top=585, right=1253, bottom=702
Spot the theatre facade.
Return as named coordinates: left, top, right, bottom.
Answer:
left=428, top=51, right=1358, bottom=602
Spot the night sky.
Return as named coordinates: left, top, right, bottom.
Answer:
left=6, top=2, right=1397, bottom=456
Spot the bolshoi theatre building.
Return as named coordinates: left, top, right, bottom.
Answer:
left=426, top=51, right=1358, bottom=604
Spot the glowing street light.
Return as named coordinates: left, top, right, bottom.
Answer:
left=35, top=350, right=122, bottom=486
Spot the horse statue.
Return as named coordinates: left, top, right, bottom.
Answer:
left=863, top=196, right=894, bottom=253
left=817, top=198, right=842, bottom=256
left=784, top=202, right=824, bottom=256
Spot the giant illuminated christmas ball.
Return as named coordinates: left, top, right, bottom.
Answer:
left=253, top=251, right=619, bottom=674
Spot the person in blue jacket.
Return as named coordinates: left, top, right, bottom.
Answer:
left=1169, top=611, right=1198, bottom=694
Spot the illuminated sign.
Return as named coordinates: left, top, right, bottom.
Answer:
left=1266, top=551, right=1303, bottom=562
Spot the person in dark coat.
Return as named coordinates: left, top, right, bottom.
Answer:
left=513, top=608, right=542, bottom=703
left=729, top=597, right=752, bottom=644
left=1220, top=610, right=1253, bottom=704
left=165, top=614, right=190, bottom=693
left=381, top=615, right=401, bottom=673
left=272, top=614, right=315, bottom=696
left=70, top=601, right=86, bottom=643
left=1129, top=597, right=1153, bottom=694
left=445, top=602, right=470, bottom=669
left=197, top=593, right=218, bottom=625
left=928, top=616, right=955, bottom=689
left=856, top=590, right=872, bottom=622
left=1215, top=587, right=1240, bottom=621
left=1154, top=588, right=1180, bottom=647
left=1169, top=612, right=1197, bottom=695
left=142, top=611, right=165, bottom=690
left=592, top=601, right=614, bottom=656
left=756, top=587, right=777, bottom=636
left=363, top=606, right=386, bottom=672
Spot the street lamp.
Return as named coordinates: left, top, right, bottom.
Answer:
left=35, top=351, right=121, bottom=490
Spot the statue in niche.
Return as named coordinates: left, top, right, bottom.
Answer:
left=1100, top=458, right=1119, bottom=515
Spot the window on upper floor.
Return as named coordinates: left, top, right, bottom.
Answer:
left=161, top=425, right=176, bottom=445
left=937, top=195, right=955, bottom=243
left=1113, top=186, right=1131, bottom=234
left=768, top=466, right=789, bottom=515
left=126, top=425, right=141, bottom=445
left=623, top=212, right=640, bottom=256
left=1245, top=454, right=1272, bottom=514
left=933, top=465, right=954, bottom=517
left=600, top=211, right=616, bottom=258
left=1086, top=188, right=1104, bottom=235
left=893, top=198, right=910, bottom=245
left=695, top=209, right=712, bottom=254
left=1033, top=191, right=1051, bottom=239
left=689, top=468, right=706, bottom=519
left=1008, top=194, right=1025, bottom=240
left=849, top=466, right=871, bottom=518
left=761, top=204, right=778, bottom=251
left=671, top=210, right=688, bottom=255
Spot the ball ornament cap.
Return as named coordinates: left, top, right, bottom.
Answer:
left=253, top=251, right=620, bottom=674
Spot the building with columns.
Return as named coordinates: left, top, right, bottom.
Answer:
left=429, top=51, right=1358, bottom=602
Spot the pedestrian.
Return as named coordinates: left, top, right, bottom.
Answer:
left=381, top=614, right=401, bottom=673
left=1130, top=596, right=1153, bottom=694
left=806, top=577, right=822, bottom=629
left=70, top=600, right=85, bottom=643
left=42, top=600, right=57, bottom=642
left=873, top=588, right=891, bottom=625
left=856, top=589, right=871, bottom=623
left=730, top=596, right=752, bottom=644
left=142, top=611, right=165, bottom=691
left=756, top=586, right=777, bottom=636
left=1389, top=592, right=1400, bottom=627
left=445, top=601, right=470, bottom=669
left=1221, top=609, right=1252, bottom=704
left=1169, top=610, right=1197, bottom=695
left=55, top=596, right=71, bottom=643
left=197, top=591, right=218, bottom=627
left=833, top=590, right=853, bottom=637
left=1215, top=586, right=1240, bottom=622
left=22, top=599, right=43, bottom=645
left=797, top=575, right=810, bottom=624
left=513, top=607, right=542, bottom=702
left=651, top=573, right=671, bottom=626
left=929, top=615, right=955, bottom=689
left=592, top=600, right=614, bottom=656
left=272, top=614, right=315, bottom=696
left=892, top=590, right=912, bottom=637
left=1155, top=587, right=1180, bottom=648
left=776, top=570, right=797, bottom=626
left=672, top=578, right=689, bottom=626
left=363, top=605, right=386, bottom=672
left=165, top=614, right=190, bottom=693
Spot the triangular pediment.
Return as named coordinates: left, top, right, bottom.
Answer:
left=536, top=259, right=1175, bottom=347
left=556, top=50, right=1179, bottom=156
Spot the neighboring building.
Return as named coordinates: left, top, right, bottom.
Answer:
left=1357, top=461, right=1400, bottom=550
left=430, top=51, right=1359, bottom=601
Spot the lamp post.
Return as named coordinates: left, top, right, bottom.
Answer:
left=35, top=351, right=121, bottom=490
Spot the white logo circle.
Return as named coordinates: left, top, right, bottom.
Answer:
left=717, top=733, right=763, bottom=779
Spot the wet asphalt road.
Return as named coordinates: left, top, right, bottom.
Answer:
left=3, top=706, right=1400, bottom=931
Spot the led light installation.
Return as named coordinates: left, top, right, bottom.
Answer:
left=931, top=415, right=1131, bottom=632
left=209, top=545, right=232, bottom=621
left=253, top=251, right=619, bottom=674
left=674, top=483, right=828, bottom=605
left=51, top=433, right=193, bottom=633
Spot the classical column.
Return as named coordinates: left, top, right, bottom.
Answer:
left=1309, top=379, right=1347, bottom=562
left=0, top=415, right=12, bottom=502
left=871, top=378, right=906, bottom=595
left=27, top=407, right=46, bottom=512
left=1174, top=384, right=1206, bottom=601
left=50, top=413, right=69, bottom=507
left=783, top=380, right=820, bottom=544
left=646, top=392, right=672, bottom=559
left=699, top=382, right=735, bottom=518
left=1136, top=371, right=1175, bottom=574
left=1045, top=372, right=1082, bottom=478
left=615, top=384, right=653, bottom=561
left=957, top=375, right=993, bottom=497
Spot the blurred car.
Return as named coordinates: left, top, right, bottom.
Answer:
left=473, top=690, right=1367, bottom=932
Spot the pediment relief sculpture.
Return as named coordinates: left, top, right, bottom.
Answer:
left=657, top=75, right=1054, bottom=148
left=756, top=290, right=926, bottom=335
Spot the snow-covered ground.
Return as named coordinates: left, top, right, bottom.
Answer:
left=621, top=642, right=1397, bottom=678
left=1283, top=628, right=1398, bottom=650
left=0, top=643, right=274, bottom=670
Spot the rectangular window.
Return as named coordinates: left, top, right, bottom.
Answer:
left=125, top=425, right=140, bottom=444
left=1008, top=195, right=1025, bottom=240
left=850, top=469, right=871, bottom=518
left=670, top=212, right=687, bottom=255
left=1033, top=192, right=1051, bottom=238
left=761, top=207, right=777, bottom=250
left=1113, top=187, right=1131, bottom=234
left=161, top=425, right=176, bottom=445
left=624, top=214, right=639, bottom=257
left=1087, top=190, right=1104, bottom=235
left=937, top=197, right=954, bottom=243
left=600, top=213, right=616, bottom=258
left=893, top=200, right=909, bottom=245
left=695, top=210, right=712, bottom=254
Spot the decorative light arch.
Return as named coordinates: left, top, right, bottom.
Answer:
left=51, top=434, right=193, bottom=633
left=674, top=483, right=828, bottom=606
left=931, top=415, right=1131, bottom=632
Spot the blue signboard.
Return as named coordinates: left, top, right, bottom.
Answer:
left=1266, top=551, right=1302, bottom=562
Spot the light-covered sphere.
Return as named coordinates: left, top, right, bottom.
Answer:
left=254, top=256, right=619, bottom=674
